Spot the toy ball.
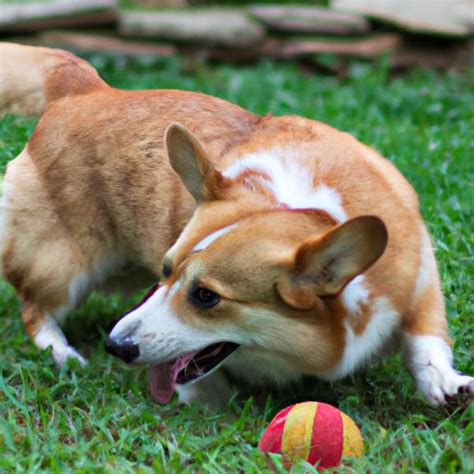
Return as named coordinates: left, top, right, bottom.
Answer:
left=258, top=401, right=363, bottom=470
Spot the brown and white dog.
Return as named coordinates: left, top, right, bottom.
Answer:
left=1, top=43, right=472, bottom=407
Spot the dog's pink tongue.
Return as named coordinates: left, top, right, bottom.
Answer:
left=149, top=351, right=199, bottom=404
left=149, top=363, right=174, bottom=404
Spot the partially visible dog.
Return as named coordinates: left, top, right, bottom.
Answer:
left=1, top=43, right=472, bottom=406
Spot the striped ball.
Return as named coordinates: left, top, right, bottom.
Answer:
left=258, top=402, right=363, bottom=469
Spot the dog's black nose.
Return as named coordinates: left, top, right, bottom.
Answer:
left=105, top=337, right=140, bottom=363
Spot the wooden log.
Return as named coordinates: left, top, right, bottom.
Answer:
left=389, top=39, right=473, bottom=70
left=28, top=31, right=176, bottom=57
left=16, top=29, right=469, bottom=74
left=260, top=34, right=403, bottom=59
left=248, top=5, right=370, bottom=35
left=132, top=0, right=187, bottom=7
left=259, top=34, right=471, bottom=71
left=0, top=1, right=116, bottom=32
left=119, top=8, right=266, bottom=48
left=332, top=0, right=472, bottom=37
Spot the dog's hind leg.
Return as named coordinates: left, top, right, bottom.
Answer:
left=23, top=302, right=86, bottom=366
left=10, top=250, right=93, bottom=366
left=1, top=148, right=113, bottom=366
left=18, top=251, right=120, bottom=366
left=401, top=226, right=474, bottom=405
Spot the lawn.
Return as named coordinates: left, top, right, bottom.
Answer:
left=0, top=54, right=473, bottom=473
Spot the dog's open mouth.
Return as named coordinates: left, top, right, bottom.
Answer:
left=148, top=342, right=239, bottom=404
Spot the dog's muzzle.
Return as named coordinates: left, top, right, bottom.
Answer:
left=105, top=337, right=140, bottom=363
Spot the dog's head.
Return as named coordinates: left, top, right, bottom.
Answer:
left=107, top=124, right=387, bottom=404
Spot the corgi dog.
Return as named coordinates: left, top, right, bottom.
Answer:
left=1, top=42, right=472, bottom=407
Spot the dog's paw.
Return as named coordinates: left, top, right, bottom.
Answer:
left=403, top=334, right=473, bottom=406
left=53, top=345, right=88, bottom=368
left=417, top=369, right=474, bottom=406
left=176, top=371, right=233, bottom=408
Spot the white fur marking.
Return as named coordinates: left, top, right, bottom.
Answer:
left=168, top=278, right=182, bottom=298
left=192, top=224, right=237, bottom=252
left=223, top=149, right=347, bottom=222
left=34, top=316, right=87, bottom=366
left=341, top=275, right=369, bottom=314
left=402, top=334, right=474, bottom=405
left=327, top=297, right=399, bottom=379
left=176, top=370, right=234, bottom=406
left=175, top=383, right=201, bottom=404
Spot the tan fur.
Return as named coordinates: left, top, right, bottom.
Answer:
left=167, top=211, right=349, bottom=372
left=1, top=43, right=257, bottom=345
left=1, top=43, right=471, bottom=405
left=164, top=120, right=424, bottom=333
left=0, top=43, right=105, bottom=117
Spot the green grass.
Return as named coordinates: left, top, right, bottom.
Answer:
left=1, top=56, right=473, bottom=473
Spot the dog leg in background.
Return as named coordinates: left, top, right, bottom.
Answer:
left=176, top=371, right=234, bottom=408
left=401, top=227, right=474, bottom=405
left=23, top=303, right=86, bottom=366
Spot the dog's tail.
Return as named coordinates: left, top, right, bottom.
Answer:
left=0, top=42, right=107, bottom=117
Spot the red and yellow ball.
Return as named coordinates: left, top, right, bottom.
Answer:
left=258, top=401, right=364, bottom=470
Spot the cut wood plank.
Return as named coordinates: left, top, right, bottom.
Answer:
left=133, top=0, right=187, bottom=7
left=29, top=31, right=176, bottom=57
left=119, top=8, right=266, bottom=48
left=248, top=5, right=370, bottom=35
left=0, top=0, right=116, bottom=32
left=332, top=0, right=473, bottom=37
left=389, top=39, right=472, bottom=70
left=15, top=29, right=469, bottom=74
left=261, top=34, right=403, bottom=59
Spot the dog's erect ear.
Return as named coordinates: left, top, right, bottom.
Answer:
left=166, top=123, right=229, bottom=202
left=277, top=216, right=388, bottom=310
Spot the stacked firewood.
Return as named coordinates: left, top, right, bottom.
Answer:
left=1, top=0, right=473, bottom=72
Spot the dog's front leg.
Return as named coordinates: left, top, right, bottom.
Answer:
left=402, top=332, right=473, bottom=405
left=400, top=283, right=473, bottom=405
left=401, top=227, right=473, bottom=405
left=176, top=370, right=234, bottom=408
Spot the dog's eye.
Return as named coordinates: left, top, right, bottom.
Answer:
left=189, top=286, right=221, bottom=309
